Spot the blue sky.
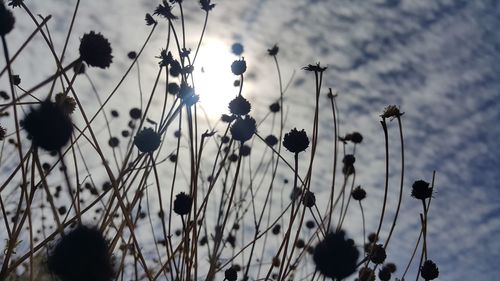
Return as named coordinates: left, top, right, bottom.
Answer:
left=2, top=0, right=499, bottom=280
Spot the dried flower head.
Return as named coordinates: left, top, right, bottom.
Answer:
left=228, top=95, right=251, bottom=116
left=173, top=192, right=192, bottom=216
left=55, top=93, right=77, bottom=114
left=239, top=144, right=251, bottom=156
left=283, top=128, right=309, bottom=153
left=351, top=186, right=366, bottom=201
left=358, top=267, right=375, bottom=281
left=268, top=44, right=279, bottom=56
left=303, top=62, right=327, bottom=72
left=145, top=13, right=157, bottom=25
left=79, top=31, right=113, bottom=69
left=302, top=190, right=316, bottom=208
left=264, top=134, right=278, bottom=147
left=129, top=108, right=141, bottom=120
left=351, top=132, right=363, bottom=143
left=179, top=83, right=198, bottom=106
left=231, top=58, right=247, bottom=75
left=369, top=244, right=386, bottom=264
left=313, top=231, right=359, bottom=280
left=420, top=260, right=439, bottom=280
left=231, top=42, right=244, bottom=56
left=224, top=267, right=237, bottom=281
left=378, top=267, right=391, bottom=281
left=269, top=102, right=280, bottom=113
left=47, top=225, right=115, bottom=281
left=384, top=263, right=397, bottom=273
left=0, top=4, right=15, bottom=36
left=381, top=105, right=404, bottom=119
left=153, top=1, right=177, bottom=20
left=200, top=0, right=215, bottom=12
left=23, top=100, right=73, bottom=151
left=411, top=180, right=433, bottom=200
left=230, top=116, right=256, bottom=143
left=8, top=0, right=23, bottom=8
left=134, top=128, right=161, bottom=153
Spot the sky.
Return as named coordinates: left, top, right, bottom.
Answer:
left=1, top=0, right=499, bottom=280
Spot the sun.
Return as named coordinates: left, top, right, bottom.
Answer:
left=192, top=39, right=242, bottom=120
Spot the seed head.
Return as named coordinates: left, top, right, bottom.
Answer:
left=369, top=244, right=386, bottom=264
left=302, top=190, right=316, bottom=208
left=411, top=180, right=433, bottom=200
left=173, top=192, right=192, bottom=216
left=239, top=145, right=251, bottom=156
left=378, top=267, right=391, bottom=281
left=351, top=186, right=366, bottom=201
left=0, top=4, right=15, bottom=36
left=231, top=58, right=247, bottom=75
left=200, top=0, right=215, bottom=12
left=381, top=105, right=403, bottom=119
left=283, top=128, right=309, bottom=153
left=358, top=267, right=375, bottom=281
left=303, top=62, right=327, bottom=73
left=313, top=231, right=359, bottom=280
left=55, top=93, right=77, bottom=114
left=230, top=116, right=256, bottom=143
left=224, top=267, right=237, bottom=281
left=267, top=44, right=279, bottom=56
left=350, top=132, right=363, bottom=143
left=420, top=260, right=439, bottom=280
left=23, top=100, right=73, bottom=151
left=264, top=134, right=278, bottom=147
left=269, top=102, right=280, bottom=113
left=228, top=95, right=251, bottom=116
left=134, top=128, right=161, bottom=153
left=47, top=225, right=115, bottom=281
left=79, top=31, right=113, bottom=69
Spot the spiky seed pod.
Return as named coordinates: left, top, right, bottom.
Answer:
left=239, top=145, right=251, bottom=156
left=264, top=135, right=278, bottom=146
left=228, top=95, right=251, bottom=116
left=269, top=102, right=280, bottom=113
left=79, top=31, right=113, bottom=69
left=411, top=180, right=433, bottom=200
left=224, top=267, right=237, bottom=281
left=283, top=128, right=309, bottom=153
left=23, top=100, right=73, bottom=151
left=230, top=116, right=256, bottom=143
left=369, top=244, right=387, bottom=264
left=55, top=93, right=77, bottom=114
left=313, top=231, right=359, bottom=280
left=378, top=268, right=391, bottom=281
left=351, top=186, right=366, bottom=201
left=302, top=191, right=316, bottom=208
left=420, top=260, right=439, bottom=280
left=231, top=58, right=247, bottom=75
left=267, top=44, right=279, bottom=56
left=47, top=225, right=115, bottom=281
left=384, top=262, right=397, bottom=273
left=343, top=154, right=356, bottom=166
left=173, top=192, right=192, bottom=216
left=0, top=4, right=15, bottom=36
left=351, top=132, right=363, bottom=143
left=129, top=108, right=141, bottom=120
left=358, top=267, right=375, bottom=281
left=134, top=128, right=161, bottom=153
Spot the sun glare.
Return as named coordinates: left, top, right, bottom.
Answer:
left=192, top=40, right=241, bottom=120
